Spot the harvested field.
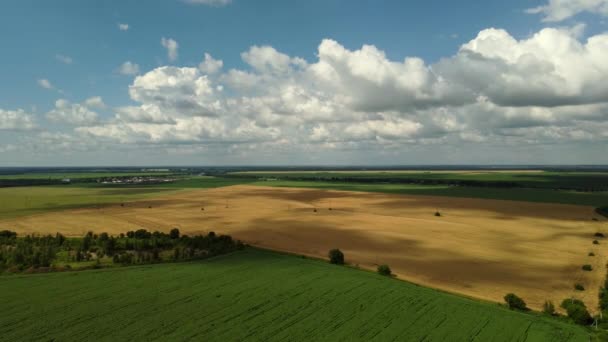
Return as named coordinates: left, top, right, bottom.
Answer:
left=2, top=185, right=606, bottom=312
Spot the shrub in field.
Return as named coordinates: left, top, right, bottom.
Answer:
left=377, top=264, right=392, bottom=276
left=504, top=293, right=527, bottom=310
left=434, top=211, right=441, bottom=217
left=0, top=230, right=17, bottom=239
left=328, top=249, right=344, bottom=265
left=574, top=284, right=585, bottom=291
left=593, top=240, right=600, bottom=245
left=589, top=252, right=595, bottom=256
left=542, top=301, right=555, bottom=315
left=561, top=299, right=592, bottom=325
left=582, top=264, right=593, bottom=271
left=594, top=232, right=605, bottom=238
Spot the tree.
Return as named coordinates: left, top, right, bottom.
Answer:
left=561, top=299, right=592, bottom=325
left=328, top=249, right=344, bottom=265
left=170, top=228, right=180, bottom=240
left=542, top=301, right=555, bottom=315
left=0, top=230, right=17, bottom=239
left=504, top=293, right=527, bottom=310
left=377, top=264, right=392, bottom=276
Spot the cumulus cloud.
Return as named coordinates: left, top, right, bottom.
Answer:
left=37, top=79, right=54, bottom=89
left=437, top=27, right=608, bottom=107
left=526, top=0, right=608, bottom=22
left=46, top=99, right=99, bottom=125
left=199, top=53, right=223, bottom=74
left=55, top=54, right=73, bottom=64
left=84, top=96, right=106, bottom=109
left=33, top=27, right=608, bottom=160
left=117, top=61, right=140, bottom=75
left=182, top=0, right=231, bottom=6
left=118, top=23, right=129, bottom=31
left=161, top=37, right=179, bottom=62
left=0, top=109, right=37, bottom=131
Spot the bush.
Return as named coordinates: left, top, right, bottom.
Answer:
left=589, top=252, right=595, bottom=256
left=542, top=301, right=555, bottom=315
left=0, top=230, right=17, bottom=239
left=434, top=211, right=441, bottom=217
left=594, top=232, right=605, bottom=238
left=169, top=228, right=180, bottom=239
left=328, top=249, right=344, bottom=265
left=377, top=264, right=392, bottom=276
left=504, top=293, right=527, bottom=310
left=582, top=264, right=593, bottom=271
left=593, top=240, right=600, bottom=245
left=561, top=299, right=592, bottom=325
left=574, top=284, right=585, bottom=291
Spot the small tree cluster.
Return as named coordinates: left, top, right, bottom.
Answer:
left=377, top=264, right=392, bottom=276
left=561, top=299, right=592, bottom=325
left=504, top=293, right=527, bottom=310
left=328, top=249, right=344, bottom=265
left=542, top=301, right=555, bottom=315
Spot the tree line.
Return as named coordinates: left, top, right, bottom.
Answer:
left=0, top=228, right=243, bottom=272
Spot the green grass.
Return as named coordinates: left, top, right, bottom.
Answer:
left=254, top=180, right=608, bottom=207
left=0, top=249, right=588, bottom=341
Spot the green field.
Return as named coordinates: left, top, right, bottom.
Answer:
left=0, top=177, right=254, bottom=220
left=0, top=186, right=177, bottom=220
left=0, top=249, right=588, bottom=341
left=0, top=171, right=174, bottom=180
left=235, top=170, right=608, bottom=190
left=254, top=180, right=608, bottom=207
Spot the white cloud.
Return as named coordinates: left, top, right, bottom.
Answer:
left=46, top=99, right=99, bottom=126
left=199, top=53, right=223, bottom=74
left=27, top=27, right=608, bottom=161
left=161, top=37, right=179, bottom=62
left=84, top=96, right=106, bottom=109
left=182, top=0, right=231, bottom=6
left=117, top=61, right=140, bottom=75
left=437, top=27, right=608, bottom=107
left=37, top=79, right=53, bottom=89
left=128, top=66, right=221, bottom=116
left=55, top=54, right=73, bottom=64
left=241, top=45, right=306, bottom=74
left=526, top=0, right=608, bottom=22
left=118, top=23, right=129, bottom=31
left=0, top=109, right=37, bottom=131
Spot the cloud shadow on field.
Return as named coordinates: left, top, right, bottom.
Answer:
left=233, top=216, right=579, bottom=290
left=231, top=185, right=594, bottom=222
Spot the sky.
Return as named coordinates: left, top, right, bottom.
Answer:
left=1, top=0, right=608, bottom=166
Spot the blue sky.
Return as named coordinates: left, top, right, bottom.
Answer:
left=2, top=0, right=544, bottom=110
left=1, top=0, right=608, bottom=166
